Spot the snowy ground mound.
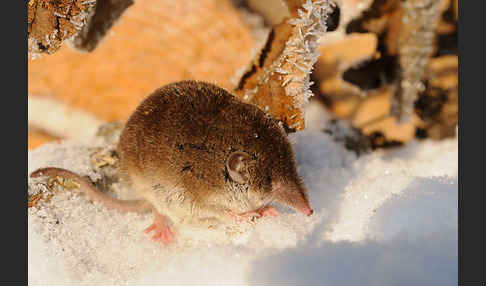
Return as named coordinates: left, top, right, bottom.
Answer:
left=28, top=130, right=458, bottom=286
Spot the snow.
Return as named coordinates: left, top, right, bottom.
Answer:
left=28, top=129, right=458, bottom=286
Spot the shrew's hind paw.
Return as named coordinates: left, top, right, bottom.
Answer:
left=144, top=211, right=175, bottom=245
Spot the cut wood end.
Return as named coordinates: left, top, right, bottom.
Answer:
left=28, top=0, right=97, bottom=57
left=28, top=0, right=255, bottom=123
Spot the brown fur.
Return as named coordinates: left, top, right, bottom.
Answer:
left=118, top=80, right=312, bottom=224
left=31, top=81, right=312, bottom=231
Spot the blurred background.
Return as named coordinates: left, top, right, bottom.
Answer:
left=28, top=0, right=457, bottom=152
left=27, top=3, right=459, bottom=284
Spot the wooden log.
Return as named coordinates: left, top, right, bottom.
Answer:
left=28, top=0, right=255, bottom=125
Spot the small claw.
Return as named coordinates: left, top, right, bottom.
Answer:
left=162, top=230, right=170, bottom=242
left=165, top=232, right=174, bottom=243
left=151, top=233, right=162, bottom=241
left=144, top=224, right=156, bottom=234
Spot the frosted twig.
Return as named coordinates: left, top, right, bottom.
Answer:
left=391, top=0, right=441, bottom=123
left=234, top=0, right=335, bottom=131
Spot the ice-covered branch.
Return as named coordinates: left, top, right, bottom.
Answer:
left=28, top=0, right=134, bottom=58
left=234, top=0, right=336, bottom=131
left=391, top=0, right=442, bottom=122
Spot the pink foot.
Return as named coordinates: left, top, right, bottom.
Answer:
left=256, top=206, right=279, bottom=217
left=227, top=210, right=261, bottom=222
left=227, top=206, right=279, bottom=223
left=144, top=210, right=175, bottom=245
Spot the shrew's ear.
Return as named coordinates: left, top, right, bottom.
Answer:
left=226, top=151, right=251, bottom=184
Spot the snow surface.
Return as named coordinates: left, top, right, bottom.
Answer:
left=28, top=130, right=458, bottom=286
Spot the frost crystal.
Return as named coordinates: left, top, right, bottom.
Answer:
left=392, top=0, right=441, bottom=122
left=280, top=0, right=333, bottom=107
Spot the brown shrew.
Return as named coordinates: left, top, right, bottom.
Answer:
left=31, top=80, right=313, bottom=245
